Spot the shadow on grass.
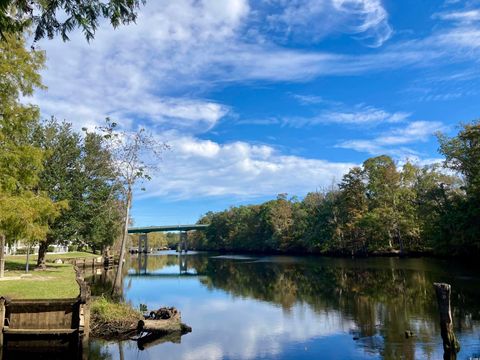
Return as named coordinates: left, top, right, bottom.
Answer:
left=4, top=259, right=67, bottom=273
left=4, top=259, right=29, bottom=271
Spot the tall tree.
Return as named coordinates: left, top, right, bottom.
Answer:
left=0, top=34, right=61, bottom=276
left=99, top=119, right=168, bottom=294
left=338, top=167, right=368, bottom=253
left=362, top=155, right=401, bottom=250
left=81, top=131, right=123, bottom=254
left=34, top=120, right=123, bottom=269
left=1, top=0, right=146, bottom=41
left=33, top=119, right=82, bottom=269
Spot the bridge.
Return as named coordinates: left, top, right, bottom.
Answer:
left=128, top=224, right=209, bottom=233
left=128, top=224, right=209, bottom=253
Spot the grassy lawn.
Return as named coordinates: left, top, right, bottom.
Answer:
left=44, top=251, right=100, bottom=261
left=0, top=251, right=98, bottom=299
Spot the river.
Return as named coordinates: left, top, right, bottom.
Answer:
left=88, top=251, right=480, bottom=360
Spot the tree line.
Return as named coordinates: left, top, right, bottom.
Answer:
left=0, top=34, right=126, bottom=273
left=0, top=33, right=165, bottom=282
left=191, top=121, right=480, bottom=257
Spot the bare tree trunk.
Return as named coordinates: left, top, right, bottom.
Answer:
left=434, top=283, right=460, bottom=359
left=0, top=234, right=5, bottom=278
left=25, top=244, right=30, bottom=272
left=113, top=185, right=131, bottom=295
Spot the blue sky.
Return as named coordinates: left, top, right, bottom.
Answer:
left=33, top=0, right=480, bottom=226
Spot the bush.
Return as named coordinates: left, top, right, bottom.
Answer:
left=47, top=245, right=55, bottom=252
left=68, top=245, right=78, bottom=252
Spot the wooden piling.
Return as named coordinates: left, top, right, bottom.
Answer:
left=0, top=298, right=5, bottom=348
left=0, top=234, right=5, bottom=278
left=433, top=283, right=460, bottom=356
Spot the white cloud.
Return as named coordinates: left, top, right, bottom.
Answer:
left=32, top=0, right=480, bottom=134
left=26, top=0, right=479, bottom=202
left=141, top=133, right=355, bottom=199
left=267, top=104, right=410, bottom=127
left=375, top=121, right=446, bottom=145
left=265, top=0, right=393, bottom=47
left=319, top=105, right=409, bottom=125
left=337, top=121, right=445, bottom=156
left=291, top=94, right=329, bottom=105
left=434, top=9, right=480, bottom=23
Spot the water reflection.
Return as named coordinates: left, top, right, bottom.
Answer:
left=89, top=252, right=480, bottom=360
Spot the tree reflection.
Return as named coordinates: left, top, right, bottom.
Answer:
left=190, top=256, right=479, bottom=359
left=93, top=254, right=479, bottom=359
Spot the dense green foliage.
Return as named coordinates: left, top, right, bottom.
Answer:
left=0, top=0, right=145, bottom=41
left=0, top=34, right=124, bottom=276
left=129, top=232, right=180, bottom=250
left=33, top=119, right=124, bottom=268
left=0, top=34, right=63, bottom=275
left=192, top=123, right=480, bottom=257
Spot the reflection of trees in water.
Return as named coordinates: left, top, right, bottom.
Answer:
left=87, top=254, right=479, bottom=359
left=129, top=254, right=176, bottom=273
left=84, top=267, right=117, bottom=297
left=194, top=257, right=479, bottom=359
left=128, top=253, right=212, bottom=274
left=88, top=340, right=113, bottom=360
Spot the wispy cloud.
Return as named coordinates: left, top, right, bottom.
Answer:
left=28, top=0, right=480, bottom=201
left=263, top=0, right=393, bottom=47
left=290, top=94, right=329, bottom=105
left=337, top=120, right=446, bottom=156
left=434, top=9, right=480, bottom=23
left=319, top=105, right=409, bottom=125
left=33, top=0, right=480, bottom=132
left=254, top=104, right=411, bottom=127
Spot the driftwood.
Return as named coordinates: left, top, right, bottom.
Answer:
left=137, top=307, right=192, bottom=333
left=434, top=283, right=460, bottom=358
left=148, top=306, right=179, bottom=320
left=136, top=307, right=192, bottom=350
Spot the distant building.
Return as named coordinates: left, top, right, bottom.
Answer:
left=4, top=241, right=69, bottom=255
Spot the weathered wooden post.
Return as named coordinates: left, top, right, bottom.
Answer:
left=433, top=283, right=460, bottom=357
left=0, top=297, right=5, bottom=348
left=76, top=266, right=91, bottom=350
left=0, top=234, right=5, bottom=278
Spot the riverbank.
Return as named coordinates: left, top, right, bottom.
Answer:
left=91, top=296, right=144, bottom=339
left=191, top=247, right=441, bottom=259
left=0, top=252, right=99, bottom=299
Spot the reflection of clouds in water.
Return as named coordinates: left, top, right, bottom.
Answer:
left=93, top=256, right=480, bottom=360
left=184, top=343, right=223, bottom=360
left=124, top=281, right=356, bottom=360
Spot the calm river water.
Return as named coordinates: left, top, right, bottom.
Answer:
left=89, top=251, right=480, bottom=360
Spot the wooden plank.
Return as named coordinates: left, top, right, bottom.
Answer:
left=7, top=298, right=78, bottom=306
left=4, top=327, right=77, bottom=335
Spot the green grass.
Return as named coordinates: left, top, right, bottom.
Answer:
left=90, top=296, right=143, bottom=338
left=0, top=251, right=98, bottom=299
left=91, top=296, right=142, bottom=323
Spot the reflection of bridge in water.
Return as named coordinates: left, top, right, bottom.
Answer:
left=133, top=253, right=207, bottom=278
left=128, top=224, right=209, bottom=253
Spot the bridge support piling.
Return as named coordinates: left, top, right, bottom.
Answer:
left=179, top=231, right=188, bottom=253
left=138, top=233, right=148, bottom=253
